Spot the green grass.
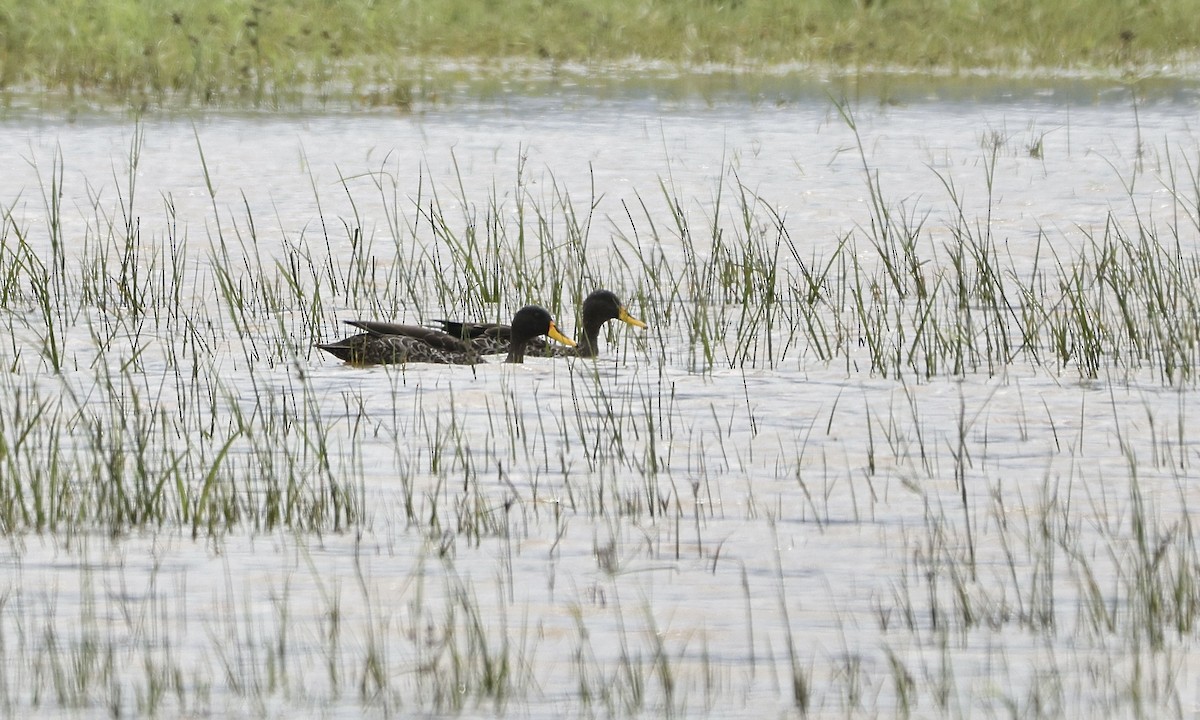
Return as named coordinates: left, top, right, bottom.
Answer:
left=0, top=0, right=1197, bottom=108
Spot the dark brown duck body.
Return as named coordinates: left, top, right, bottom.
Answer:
left=318, top=305, right=574, bottom=365
left=433, top=290, right=646, bottom=358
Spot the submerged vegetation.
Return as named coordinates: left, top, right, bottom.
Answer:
left=0, top=0, right=1197, bottom=107
left=0, top=100, right=1199, bottom=715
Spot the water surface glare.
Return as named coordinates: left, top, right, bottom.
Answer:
left=1, top=88, right=1200, bottom=717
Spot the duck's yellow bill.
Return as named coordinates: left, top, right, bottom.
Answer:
left=548, top=322, right=576, bottom=346
left=618, top=307, right=648, bottom=329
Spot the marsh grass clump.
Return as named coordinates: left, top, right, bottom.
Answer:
left=770, top=101, right=1200, bottom=384
left=0, top=132, right=371, bottom=537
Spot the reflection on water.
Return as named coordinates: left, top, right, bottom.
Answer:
left=1, top=85, right=1199, bottom=716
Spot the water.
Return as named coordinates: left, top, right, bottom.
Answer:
left=2, top=80, right=1200, bottom=717
left=7, top=86, right=1196, bottom=259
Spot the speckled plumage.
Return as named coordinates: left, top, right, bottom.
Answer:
left=433, top=290, right=646, bottom=359
left=318, top=305, right=574, bottom=365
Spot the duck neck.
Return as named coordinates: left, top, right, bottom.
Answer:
left=574, top=324, right=601, bottom=358
left=505, top=340, right=527, bottom=364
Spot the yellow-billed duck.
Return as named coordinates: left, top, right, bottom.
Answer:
left=318, top=305, right=574, bottom=365
left=433, top=289, right=646, bottom=359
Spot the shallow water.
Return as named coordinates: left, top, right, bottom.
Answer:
left=2, top=81, right=1200, bottom=717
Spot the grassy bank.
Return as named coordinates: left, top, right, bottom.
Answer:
left=0, top=0, right=1197, bottom=107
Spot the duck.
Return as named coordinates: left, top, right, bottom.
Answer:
left=317, top=305, right=575, bottom=365
left=432, top=289, right=646, bottom=359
